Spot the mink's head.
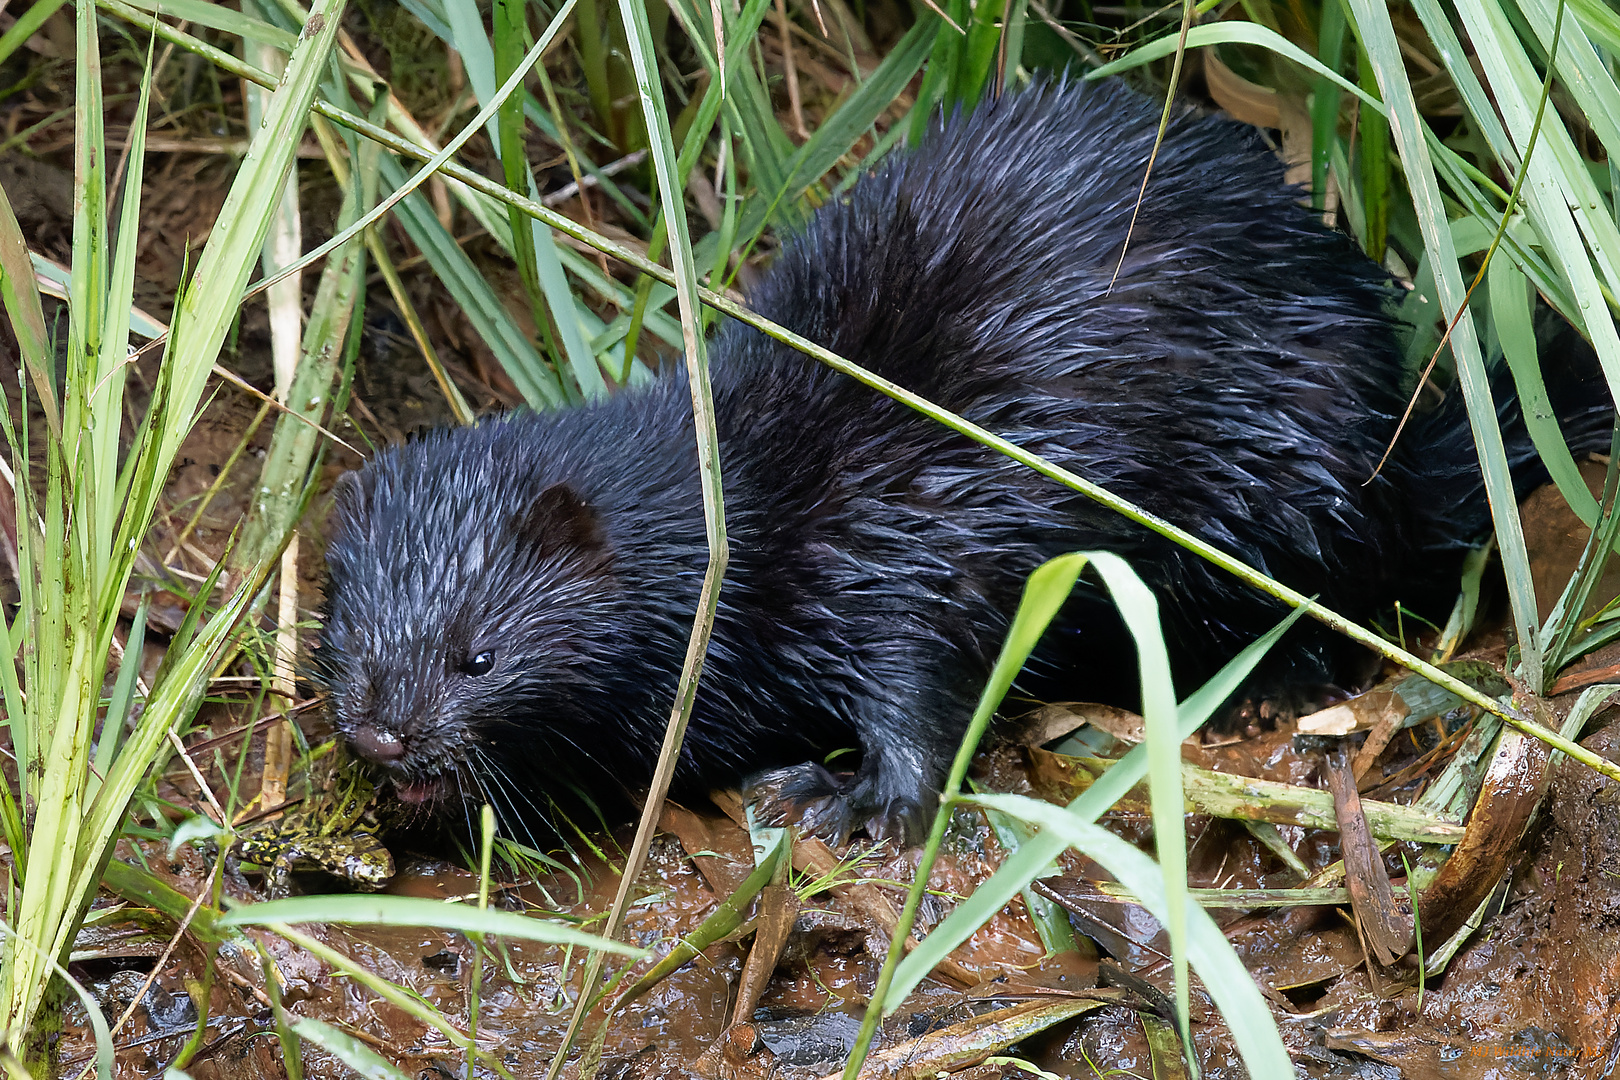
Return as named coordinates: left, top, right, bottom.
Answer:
left=317, top=424, right=622, bottom=811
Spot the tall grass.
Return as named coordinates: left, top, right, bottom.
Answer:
left=0, top=0, right=346, bottom=1066
left=0, top=0, right=1616, bottom=1073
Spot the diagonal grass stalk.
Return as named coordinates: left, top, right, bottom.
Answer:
left=444, top=0, right=604, bottom=399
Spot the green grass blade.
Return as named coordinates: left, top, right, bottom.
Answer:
left=4, top=0, right=111, bottom=1040
left=238, top=159, right=370, bottom=568
left=704, top=120, right=738, bottom=332
left=376, top=154, right=565, bottom=408
left=1102, top=17, right=1546, bottom=277
left=0, top=0, right=68, bottom=69
left=543, top=0, right=730, bottom=1072
left=529, top=218, right=608, bottom=398
left=121, top=0, right=298, bottom=47
left=0, top=613, right=27, bottom=857
left=1520, top=0, right=1620, bottom=166
left=1354, top=41, right=1391, bottom=262
left=664, top=0, right=795, bottom=214
left=95, top=31, right=156, bottom=544
left=1347, top=0, right=1543, bottom=687
left=667, top=0, right=777, bottom=168
left=65, top=0, right=108, bottom=484
left=847, top=553, right=1199, bottom=1072
left=222, top=895, right=645, bottom=952
left=846, top=557, right=1096, bottom=1076
left=1084, top=553, right=1191, bottom=1046
left=0, top=174, right=57, bottom=441
left=0, top=231, right=41, bottom=815
left=1451, top=0, right=1620, bottom=394
left=1405, top=0, right=1573, bottom=285
left=615, top=0, right=718, bottom=470
left=306, top=0, right=590, bottom=401
left=91, top=600, right=148, bottom=798
left=0, top=401, right=31, bottom=858
left=884, top=606, right=1308, bottom=1006
left=556, top=246, right=682, bottom=348
left=244, top=5, right=306, bottom=404
left=1567, top=0, right=1620, bottom=54
left=259, top=919, right=504, bottom=1060
left=614, top=0, right=726, bottom=825
left=387, top=0, right=646, bottom=223
left=1544, top=426, right=1620, bottom=669
left=616, top=828, right=787, bottom=1008
left=910, top=0, right=967, bottom=143
left=620, top=0, right=773, bottom=362
left=954, top=0, right=1007, bottom=109
left=255, top=0, right=575, bottom=309
left=1091, top=20, right=1377, bottom=104
left=786, top=16, right=939, bottom=192
left=444, top=0, right=604, bottom=399
left=68, top=577, right=261, bottom=928
left=288, top=1018, right=412, bottom=1080
left=734, top=13, right=939, bottom=251
left=573, top=0, right=612, bottom=141
left=0, top=926, right=116, bottom=1080
left=1002, top=0, right=1030, bottom=92
left=966, top=793, right=1293, bottom=1077
left=1311, top=0, right=1346, bottom=210
left=1487, top=255, right=1604, bottom=526
left=122, top=0, right=349, bottom=554
left=493, top=0, right=545, bottom=322
left=335, top=56, right=521, bottom=256
left=1, top=0, right=349, bottom=1046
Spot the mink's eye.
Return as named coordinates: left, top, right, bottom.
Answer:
left=460, top=651, right=496, bottom=676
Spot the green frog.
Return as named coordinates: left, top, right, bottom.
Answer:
left=234, top=750, right=397, bottom=897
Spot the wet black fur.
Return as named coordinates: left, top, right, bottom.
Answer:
left=319, top=79, right=1613, bottom=843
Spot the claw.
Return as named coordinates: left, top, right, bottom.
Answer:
left=745, top=764, right=931, bottom=845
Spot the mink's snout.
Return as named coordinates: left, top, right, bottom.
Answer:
left=348, top=724, right=406, bottom=765
left=325, top=651, right=467, bottom=780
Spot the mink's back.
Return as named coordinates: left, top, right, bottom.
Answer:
left=706, top=81, right=1437, bottom=688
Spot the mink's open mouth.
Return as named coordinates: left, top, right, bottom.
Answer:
left=393, top=774, right=451, bottom=805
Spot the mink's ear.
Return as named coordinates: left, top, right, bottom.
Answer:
left=514, top=482, right=611, bottom=568
left=330, top=470, right=371, bottom=529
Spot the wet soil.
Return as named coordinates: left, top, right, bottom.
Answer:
left=60, top=686, right=1620, bottom=1080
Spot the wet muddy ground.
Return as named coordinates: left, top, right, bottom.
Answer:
left=58, top=662, right=1620, bottom=1079
left=5, top=9, right=1620, bottom=1079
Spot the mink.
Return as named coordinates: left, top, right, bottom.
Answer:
left=318, top=79, right=1613, bottom=844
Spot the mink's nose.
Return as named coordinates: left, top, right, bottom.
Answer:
left=350, top=725, right=406, bottom=765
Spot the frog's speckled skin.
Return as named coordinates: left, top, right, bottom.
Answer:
left=235, top=761, right=394, bottom=896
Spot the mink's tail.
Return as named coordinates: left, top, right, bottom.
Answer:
left=1402, top=312, right=1616, bottom=556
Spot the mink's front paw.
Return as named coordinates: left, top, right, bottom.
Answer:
left=746, top=762, right=933, bottom=845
